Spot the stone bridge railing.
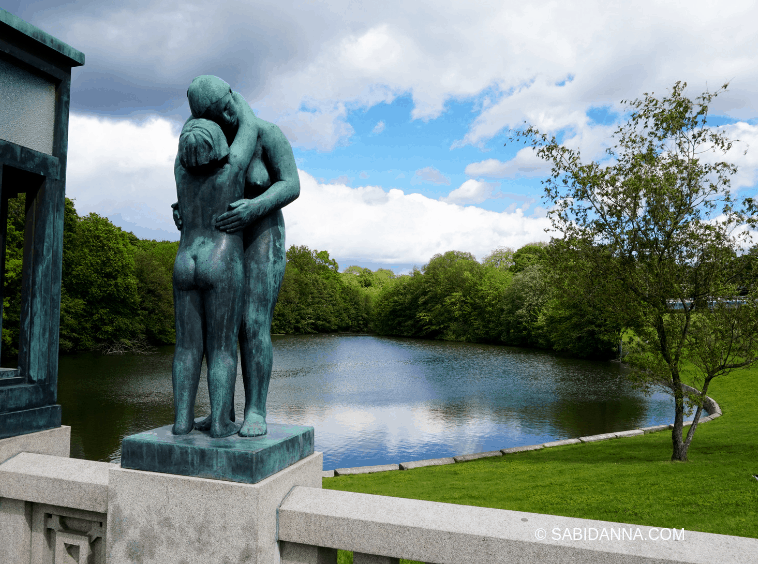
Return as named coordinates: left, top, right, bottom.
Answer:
left=277, top=486, right=756, bottom=564
left=2, top=389, right=757, bottom=563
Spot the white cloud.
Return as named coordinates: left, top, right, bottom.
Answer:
left=411, top=166, right=451, bottom=186
left=26, top=0, right=758, bottom=169
left=64, top=113, right=552, bottom=261
left=66, top=113, right=179, bottom=231
left=713, top=122, right=758, bottom=191
left=275, top=103, right=355, bottom=152
left=286, top=171, right=552, bottom=264
left=441, top=179, right=500, bottom=205
left=465, top=148, right=552, bottom=179
left=372, top=120, right=385, bottom=134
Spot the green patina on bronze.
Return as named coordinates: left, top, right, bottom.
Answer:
left=0, top=11, right=83, bottom=439
left=169, top=75, right=300, bottom=440
left=0, top=9, right=85, bottom=66
left=120, top=421, right=314, bottom=484
left=118, top=75, right=304, bottom=479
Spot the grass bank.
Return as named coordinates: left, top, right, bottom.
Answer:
left=323, top=364, right=758, bottom=562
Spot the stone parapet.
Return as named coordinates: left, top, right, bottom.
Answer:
left=0, top=425, right=70, bottom=464
left=279, top=486, right=758, bottom=564
left=0, top=452, right=111, bottom=513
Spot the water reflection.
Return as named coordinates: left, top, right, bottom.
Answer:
left=58, top=335, right=683, bottom=470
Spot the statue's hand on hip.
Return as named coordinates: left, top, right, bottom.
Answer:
left=216, top=199, right=256, bottom=233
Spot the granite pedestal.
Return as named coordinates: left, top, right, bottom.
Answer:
left=120, top=421, right=314, bottom=484
left=107, top=451, right=323, bottom=564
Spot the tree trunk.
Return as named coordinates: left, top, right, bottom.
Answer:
left=681, top=378, right=713, bottom=457
left=670, top=371, right=688, bottom=462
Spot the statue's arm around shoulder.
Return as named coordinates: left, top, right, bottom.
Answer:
left=227, top=107, right=259, bottom=176
left=215, top=120, right=299, bottom=233
left=260, top=122, right=300, bottom=206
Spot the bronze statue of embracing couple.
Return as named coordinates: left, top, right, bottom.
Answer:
left=170, top=75, right=299, bottom=438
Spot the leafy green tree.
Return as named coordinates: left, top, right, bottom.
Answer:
left=372, top=269, right=426, bottom=336
left=510, top=242, right=548, bottom=274
left=510, top=80, right=758, bottom=461
left=482, top=246, right=515, bottom=271
left=416, top=251, right=484, bottom=340
left=133, top=240, right=178, bottom=344
left=1, top=194, right=26, bottom=361
left=272, top=246, right=372, bottom=334
left=500, top=263, right=550, bottom=348
left=468, top=264, right=512, bottom=342
left=540, top=251, right=624, bottom=359
left=63, top=212, right=142, bottom=350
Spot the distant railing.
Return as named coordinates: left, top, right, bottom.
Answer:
left=278, top=486, right=757, bottom=564
left=667, top=297, right=748, bottom=310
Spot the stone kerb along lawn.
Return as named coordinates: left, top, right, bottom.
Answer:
left=322, top=365, right=758, bottom=547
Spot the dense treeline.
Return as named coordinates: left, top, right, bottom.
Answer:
left=271, top=246, right=394, bottom=334
left=372, top=245, right=622, bottom=359
left=2, top=195, right=177, bottom=361
left=1, top=196, right=622, bottom=361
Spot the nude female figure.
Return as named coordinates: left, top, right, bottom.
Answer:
left=173, top=75, right=300, bottom=437
left=172, top=115, right=258, bottom=438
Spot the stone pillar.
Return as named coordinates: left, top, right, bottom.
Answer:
left=0, top=497, right=32, bottom=563
left=106, top=451, right=323, bottom=564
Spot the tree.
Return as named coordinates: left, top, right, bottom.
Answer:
left=416, top=251, right=483, bottom=341
left=482, top=246, right=515, bottom=271
left=133, top=240, right=178, bottom=345
left=63, top=213, right=142, bottom=350
left=539, top=242, right=624, bottom=359
left=509, top=242, right=548, bottom=274
left=372, top=269, right=426, bottom=337
left=510, top=81, right=757, bottom=461
left=500, top=263, right=550, bottom=348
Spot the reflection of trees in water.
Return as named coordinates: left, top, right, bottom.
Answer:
left=546, top=398, right=648, bottom=439
left=59, top=348, right=175, bottom=462
left=59, top=337, right=660, bottom=463
left=544, top=359, right=646, bottom=438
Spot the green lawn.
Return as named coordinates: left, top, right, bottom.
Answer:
left=323, top=365, right=758, bottom=560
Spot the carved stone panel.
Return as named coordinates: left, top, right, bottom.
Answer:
left=30, top=503, right=106, bottom=564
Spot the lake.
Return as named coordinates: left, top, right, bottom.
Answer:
left=58, top=334, right=682, bottom=470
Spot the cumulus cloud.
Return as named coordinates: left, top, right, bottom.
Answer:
left=17, top=0, right=758, bottom=162
left=465, top=148, right=553, bottom=179
left=411, top=166, right=451, bottom=186
left=66, top=113, right=179, bottom=233
left=63, top=113, right=552, bottom=260
left=287, top=171, right=552, bottom=264
left=329, top=175, right=351, bottom=185
left=712, top=122, right=758, bottom=191
left=276, top=103, right=355, bottom=152
left=441, top=179, right=500, bottom=205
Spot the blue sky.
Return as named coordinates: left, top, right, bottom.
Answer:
left=4, top=1, right=758, bottom=273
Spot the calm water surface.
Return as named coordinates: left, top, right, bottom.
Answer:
left=58, top=335, right=681, bottom=470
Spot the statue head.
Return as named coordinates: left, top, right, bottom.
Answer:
left=187, top=75, right=231, bottom=117
left=187, top=75, right=239, bottom=136
left=178, top=118, right=230, bottom=171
